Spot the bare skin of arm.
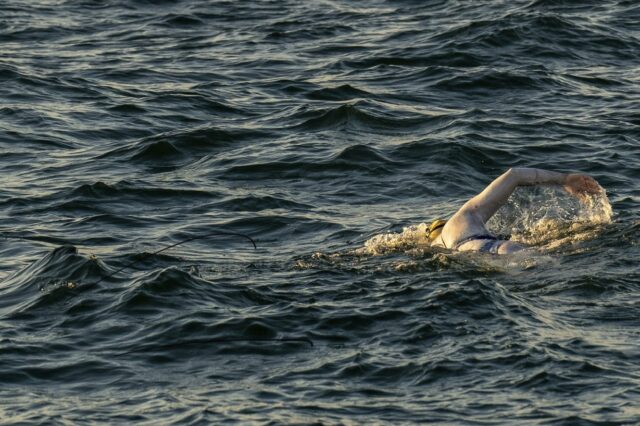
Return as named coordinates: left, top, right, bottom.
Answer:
left=438, top=168, right=602, bottom=252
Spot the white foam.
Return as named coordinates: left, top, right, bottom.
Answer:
left=489, top=187, right=613, bottom=249
left=356, top=222, right=431, bottom=256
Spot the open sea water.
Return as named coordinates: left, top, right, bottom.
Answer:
left=1, top=0, right=639, bottom=424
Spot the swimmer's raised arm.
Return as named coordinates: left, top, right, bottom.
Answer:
left=455, top=168, right=601, bottom=223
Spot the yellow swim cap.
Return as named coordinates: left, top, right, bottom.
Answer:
left=428, top=219, right=447, bottom=241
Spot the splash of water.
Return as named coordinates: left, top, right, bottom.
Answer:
left=489, top=187, right=613, bottom=249
left=358, top=187, right=613, bottom=256
left=356, top=222, right=432, bottom=256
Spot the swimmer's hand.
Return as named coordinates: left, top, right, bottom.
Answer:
left=563, top=174, right=602, bottom=200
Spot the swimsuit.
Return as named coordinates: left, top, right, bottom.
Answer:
left=473, top=236, right=503, bottom=254
left=439, top=234, right=503, bottom=254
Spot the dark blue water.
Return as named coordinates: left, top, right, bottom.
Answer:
left=1, top=0, right=639, bottom=423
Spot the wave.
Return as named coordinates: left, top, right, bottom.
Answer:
left=388, top=136, right=516, bottom=170
left=99, top=125, right=266, bottom=163
left=1, top=244, right=272, bottom=321
left=293, top=103, right=438, bottom=132
left=429, top=13, right=639, bottom=59
left=217, top=214, right=343, bottom=239
left=212, top=195, right=312, bottom=213
left=70, top=181, right=214, bottom=200
left=307, top=84, right=375, bottom=102
left=337, top=51, right=486, bottom=69
left=156, top=14, right=205, bottom=27
left=222, top=144, right=398, bottom=180
left=264, top=22, right=354, bottom=41
left=339, top=12, right=639, bottom=76
left=2, top=180, right=217, bottom=217
left=433, top=69, right=548, bottom=92
left=141, top=92, right=244, bottom=116
left=0, top=246, right=97, bottom=319
left=107, top=103, right=147, bottom=114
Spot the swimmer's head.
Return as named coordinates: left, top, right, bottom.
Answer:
left=427, top=219, right=446, bottom=243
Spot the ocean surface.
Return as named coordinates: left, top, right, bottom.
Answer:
left=1, top=0, right=639, bottom=424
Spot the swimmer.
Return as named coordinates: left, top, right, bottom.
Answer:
left=427, top=168, right=603, bottom=254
